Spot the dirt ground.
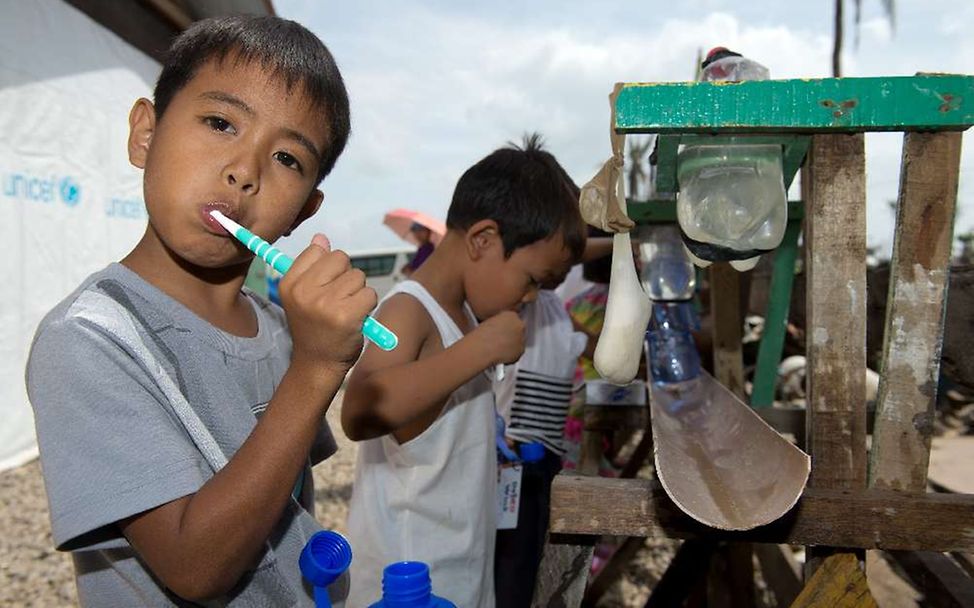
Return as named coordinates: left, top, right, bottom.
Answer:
left=1, top=394, right=964, bottom=606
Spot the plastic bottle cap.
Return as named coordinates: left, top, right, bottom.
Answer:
left=299, top=530, right=353, bottom=587
left=519, top=442, right=546, bottom=463
left=368, top=560, right=457, bottom=607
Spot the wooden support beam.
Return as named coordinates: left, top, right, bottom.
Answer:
left=757, top=407, right=807, bottom=446
left=643, top=540, right=716, bottom=608
left=142, top=0, right=193, bottom=29
left=708, top=542, right=756, bottom=608
left=710, top=262, right=746, bottom=397
left=578, top=427, right=603, bottom=476
left=63, top=0, right=179, bottom=62
left=707, top=264, right=753, bottom=605
left=803, top=133, right=868, bottom=491
left=580, top=403, right=646, bottom=475
left=802, top=134, right=868, bottom=577
left=582, top=536, right=647, bottom=605
left=869, top=131, right=962, bottom=493
left=530, top=534, right=595, bottom=608
left=548, top=476, right=974, bottom=553
left=953, top=552, right=974, bottom=579
left=754, top=544, right=803, bottom=607
left=619, top=422, right=654, bottom=479
left=788, top=553, right=876, bottom=608
left=583, top=404, right=646, bottom=432
left=575, top=412, right=655, bottom=606
left=885, top=551, right=974, bottom=608
left=756, top=405, right=875, bottom=440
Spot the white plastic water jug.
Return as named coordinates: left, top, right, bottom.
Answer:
left=676, top=48, right=788, bottom=271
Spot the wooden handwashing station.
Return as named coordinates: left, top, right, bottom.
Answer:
left=532, top=74, right=974, bottom=608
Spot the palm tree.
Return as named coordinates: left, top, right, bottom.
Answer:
left=832, top=0, right=895, bottom=77
left=957, top=232, right=974, bottom=265
left=626, top=137, right=653, bottom=200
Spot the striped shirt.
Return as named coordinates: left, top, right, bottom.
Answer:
left=495, top=290, right=587, bottom=456
left=507, top=369, right=575, bottom=454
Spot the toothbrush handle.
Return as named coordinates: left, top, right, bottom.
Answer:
left=238, top=227, right=293, bottom=275
left=363, top=316, right=398, bottom=351
left=236, top=226, right=398, bottom=351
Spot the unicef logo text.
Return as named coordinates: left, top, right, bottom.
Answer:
left=106, top=197, right=147, bottom=220
left=2, top=172, right=82, bottom=207
left=60, top=177, right=81, bottom=206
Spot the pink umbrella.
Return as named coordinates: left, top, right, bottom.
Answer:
left=382, top=209, right=447, bottom=246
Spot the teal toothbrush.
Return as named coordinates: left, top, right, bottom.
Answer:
left=209, top=210, right=398, bottom=351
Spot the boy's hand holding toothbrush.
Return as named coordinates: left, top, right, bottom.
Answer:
left=282, top=234, right=378, bottom=376
left=471, top=311, right=526, bottom=373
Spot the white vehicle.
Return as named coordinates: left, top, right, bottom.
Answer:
left=349, top=247, right=416, bottom=300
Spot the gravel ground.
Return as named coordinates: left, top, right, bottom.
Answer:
left=0, top=395, right=674, bottom=607
left=0, top=458, right=76, bottom=606
left=1, top=394, right=927, bottom=607
left=0, top=396, right=359, bottom=608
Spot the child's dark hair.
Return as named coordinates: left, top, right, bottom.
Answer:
left=447, top=133, right=585, bottom=261
left=153, top=15, right=350, bottom=183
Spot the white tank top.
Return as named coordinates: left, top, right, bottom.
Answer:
left=346, top=281, right=497, bottom=608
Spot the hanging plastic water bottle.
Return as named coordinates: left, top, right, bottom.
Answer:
left=368, top=561, right=457, bottom=608
left=640, top=225, right=696, bottom=302
left=699, top=47, right=769, bottom=82
left=646, top=301, right=709, bottom=424
left=676, top=47, right=788, bottom=272
left=640, top=226, right=709, bottom=419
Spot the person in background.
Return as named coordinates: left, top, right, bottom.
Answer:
left=562, top=226, right=614, bottom=472
left=492, top=216, right=611, bottom=607
left=341, top=135, right=585, bottom=608
left=401, top=222, right=435, bottom=275
left=562, top=228, right=646, bottom=576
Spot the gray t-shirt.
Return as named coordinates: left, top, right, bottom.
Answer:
left=26, top=263, right=339, bottom=607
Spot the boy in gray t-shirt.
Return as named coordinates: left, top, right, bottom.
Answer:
left=25, top=16, right=374, bottom=606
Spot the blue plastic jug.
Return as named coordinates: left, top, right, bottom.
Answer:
left=368, top=561, right=457, bottom=608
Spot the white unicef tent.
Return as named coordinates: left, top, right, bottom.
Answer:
left=0, top=0, right=273, bottom=472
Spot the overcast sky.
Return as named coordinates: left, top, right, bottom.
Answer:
left=273, top=0, right=974, bottom=258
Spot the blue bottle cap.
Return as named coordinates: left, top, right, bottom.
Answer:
left=368, top=561, right=457, bottom=607
left=299, top=530, right=353, bottom=587
left=519, top=442, right=546, bottom=463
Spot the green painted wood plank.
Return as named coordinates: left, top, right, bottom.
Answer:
left=616, top=75, right=974, bottom=133
left=781, top=136, right=811, bottom=189
left=628, top=198, right=678, bottom=223
left=654, top=135, right=679, bottom=194
left=629, top=199, right=804, bottom=224
left=751, top=220, right=802, bottom=408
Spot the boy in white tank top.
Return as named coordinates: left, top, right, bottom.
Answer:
left=342, top=135, right=586, bottom=607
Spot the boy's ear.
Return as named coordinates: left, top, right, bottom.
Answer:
left=127, top=98, right=156, bottom=169
left=465, top=219, right=501, bottom=261
left=284, top=189, right=324, bottom=236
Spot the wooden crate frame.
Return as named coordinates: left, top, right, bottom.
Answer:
left=533, top=74, right=974, bottom=608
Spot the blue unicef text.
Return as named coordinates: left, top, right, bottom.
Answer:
left=106, top=197, right=147, bottom=220
left=3, top=172, right=82, bottom=207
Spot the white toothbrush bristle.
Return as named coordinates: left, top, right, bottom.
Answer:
left=208, top=209, right=239, bottom=233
